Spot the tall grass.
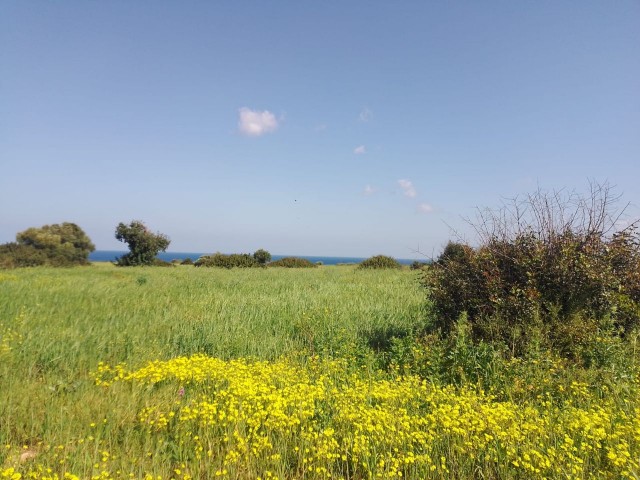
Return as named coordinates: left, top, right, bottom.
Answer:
left=0, top=264, right=424, bottom=451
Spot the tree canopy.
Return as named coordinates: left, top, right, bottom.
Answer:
left=253, top=249, right=272, bottom=265
left=0, top=222, right=95, bottom=268
left=115, top=221, right=170, bottom=266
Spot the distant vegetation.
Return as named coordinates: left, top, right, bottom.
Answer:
left=410, top=260, right=429, bottom=270
left=358, top=254, right=402, bottom=269
left=194, top=250, right=272, bottom=268
left=0, top=222, right=94, bottom=268
left=268, top=256, right=317, bottom=268
left=252, top=248, right=272, bottom=265
left=114, top=220, right=170, bottom=266
left=194, top=252, right=261, bottom=268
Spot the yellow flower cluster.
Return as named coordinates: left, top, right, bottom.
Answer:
left=90, top=354, right=640, bottom=479
left=1, top=467, right=80, bottom=480
left=1, top=468, right=22, bottom=480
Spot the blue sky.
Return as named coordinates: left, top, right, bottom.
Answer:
left=1, top=2, right=639, bottom=258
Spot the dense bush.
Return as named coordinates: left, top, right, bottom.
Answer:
left=268, top=257, right=317, bottom=268
left=0, top=222, right=95, bottom=268
left=0, top=242, right=48, bottom=268
left=115, top=220, right=170, bottom=266
left=253, top=249, right=272, bottom=265
left=194, top=253, right=260, bottom=268
left=425, top=184, right=640, bottom=358
left=358, top=255, right=402, bottom=270
left=410, top=260, right=429, bottom=270
left=181, top=257, right=194, bottom=265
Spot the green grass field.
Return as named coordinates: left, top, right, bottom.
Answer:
left=1, top=265, right=639, bottom=479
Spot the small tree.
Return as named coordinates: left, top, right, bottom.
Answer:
left=253, top=249, right=272, bottom=265
left=115, top=221, right=170, bottom=266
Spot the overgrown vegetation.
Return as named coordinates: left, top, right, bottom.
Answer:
left=1, top=265, right=640, bottom=479
left=425, top=183, right=640, bottom=358
left=194, top=252, right=260, bottom=268
left=268, top=256, right=317, bottom=268
left=0, top=222, right=94, bottom=268
left=114, top=220, right=170, bottom=266
left=410, top=260, right=429, bottom=270
left=193, top=250, right=271, bottom=268
left=358, top=254, right=402, bottom=269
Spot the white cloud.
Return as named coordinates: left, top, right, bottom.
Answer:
left=418, top=203, right=434, bottom=214
left=398, top=179, right=417, bottom=198
left=238, top=107, right=279, bottom=136
left=359, top=107, right=373, bottom=122
left=363, top=185, right=375, bottom=195
left=354, top=145, right=366, bottom=155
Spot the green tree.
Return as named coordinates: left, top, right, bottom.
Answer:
left=0, top=222, right=95, bottom=268
left=115, top=221, right=170, bottom=266
left=253, top=249, right=272, bottom=265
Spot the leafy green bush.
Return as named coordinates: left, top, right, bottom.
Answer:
left=358, top=255, right=402, bottom=270
left=180, top=257, right=194, bottom=265
left=194, top=253, right=260, bottom=268
left=0, top=222, right=95, bottom=268
left=425, top=184, right=640, bottom=358
left=268, top=257, right=317, bottom=268
left=438, top=241, right=469, bottom=264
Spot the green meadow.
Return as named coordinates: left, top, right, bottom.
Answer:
left=1, top=264, right=640, bottom=479
left=0, top=263, right=424, bottom=367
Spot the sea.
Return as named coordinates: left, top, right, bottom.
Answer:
left=89, top=250, right=423, bottom=266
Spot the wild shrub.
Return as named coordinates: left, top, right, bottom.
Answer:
left=425, top=183, right=640, bottom=358
left=180, top=257, right=194, bottom=265
left=0, top=243, right=48, bottom=268
left=358, top=255, right=402, bottom=269
left=152, top=258, right=175, bottom=267
left=194, top=253, right=260, bottom=268
left=268, top=257, right=317, bottom=268
left=410, top=260, right=429, bottom=270
left=0, top=223, right=95, bottom=268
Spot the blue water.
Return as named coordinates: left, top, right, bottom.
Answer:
left=89, top=250, right=423, bottom=266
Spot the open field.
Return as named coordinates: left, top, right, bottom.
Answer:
left=1, top=264, right=640, bottom=479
